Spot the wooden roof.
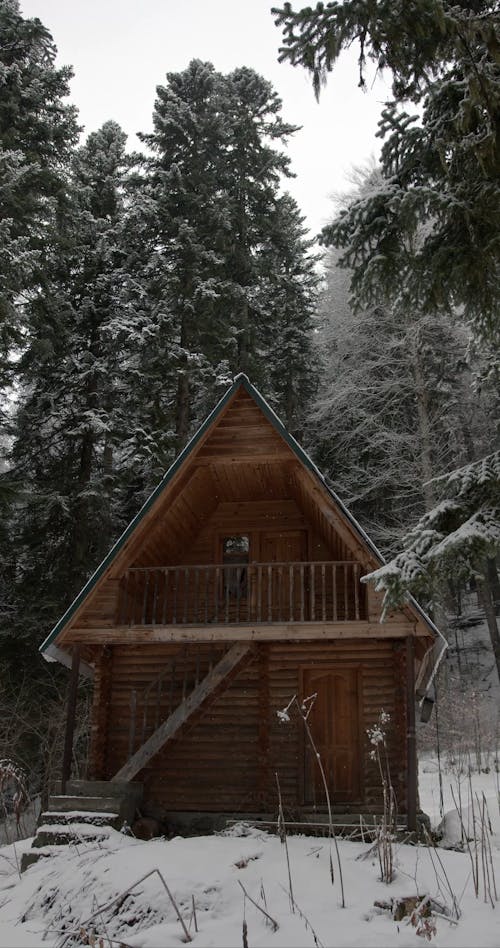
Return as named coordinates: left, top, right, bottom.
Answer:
left=40, top=374, right=445, bottom=670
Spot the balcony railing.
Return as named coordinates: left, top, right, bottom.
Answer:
left=118, top=561, right=367, bottom=626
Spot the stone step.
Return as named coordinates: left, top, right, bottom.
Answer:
left=33, top=822, right=112, bottom=848
left=40, top=810, right=120, bottom=829
left=48, top=795, right=122, bottom=814
left=66, top=779, right=143, bottom=802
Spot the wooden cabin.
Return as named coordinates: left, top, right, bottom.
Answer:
left=40, top=375, right=445, bottom=833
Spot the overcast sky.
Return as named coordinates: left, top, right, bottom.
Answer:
left=21, top=0, right=390, bottom=238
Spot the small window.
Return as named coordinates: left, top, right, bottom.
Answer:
left=222, top=535, right=249, bottom=598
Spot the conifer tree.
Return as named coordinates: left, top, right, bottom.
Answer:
left=7, top=121, right=137, bottom=651
left=0, top=0, right=79, bottom=374
left=274, top=1, right=500, bottom=347
left=131, top=59, right=318, bottom=456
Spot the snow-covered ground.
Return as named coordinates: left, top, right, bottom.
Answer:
left=0, top=761, right=499, bottom=948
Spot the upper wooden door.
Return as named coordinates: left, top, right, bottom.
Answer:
left=302, top=667, right=361, bottom=805
left=259, top=530, right=307, bottom=622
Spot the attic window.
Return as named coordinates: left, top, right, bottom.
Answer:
left=222, top=535, right=249, bottom=598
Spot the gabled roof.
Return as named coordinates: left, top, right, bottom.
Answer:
left=40, top=374, right=446, bottom=669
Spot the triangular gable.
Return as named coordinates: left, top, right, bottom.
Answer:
left=40, top=374, right=446, bottom=665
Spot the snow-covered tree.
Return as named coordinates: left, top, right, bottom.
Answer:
left=6, top=121, right=137, bottom=649
left=366, top=451, right=500, bottom=681
left=0, top=0, right=78, bottom=374
left=127, top=59, right=318, bottom=456
left=274, top=1, right=500, bottom=349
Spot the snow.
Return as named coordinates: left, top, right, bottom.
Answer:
left=0, top=764, right=499, bottom=947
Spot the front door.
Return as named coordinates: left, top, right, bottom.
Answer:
left=302, top=667, right=361, bottom=805
left=260, top=530, right=307, bottom=621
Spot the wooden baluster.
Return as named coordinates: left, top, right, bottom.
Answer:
left=246, top=564, right=252, bottom=621
left=142, top=571, right=150, bottom=625
left=204, top=567, right=209, bottom=624
left=195, top=653, right=200, bottom=688
left=162, top=569, right=168, bottom=625
left=310, top=563, right=315, bottom=621
left=332, top=563, right=337, bottom=621
left=354, top=563, right=360, bottom=620
left=214, top=567, right=220, bottom=623
left=257, top=565, right=262, bottom=623
left=225, top=566, right=230, bottom=623
left=173, top=569, right=178, bottom=624
left=267, top=565, right=272, bottom=622
left=183, top=568, right=189, bottom=624
left=152, top=570, right=159, bottom=625
left=342, top=563, right=347, bottom=620
left=194, top=568, right=200, bottom=624
left=321, top=563, right=326, bottom=621
left=236, top=566, right=241, bottom=622
left=128, top=690, right=137, bottom=757
left=300, top=564, right=305, bottom=621
left=277, top=566, right=282, bottom=622
left=182, top=647, right=188, bottom=702
left=155, top=676, right=161, bottom=730
left=289, top=564, right=294, bottom=622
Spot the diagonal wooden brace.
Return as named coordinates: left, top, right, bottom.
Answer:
left=112, top=642, right=254, bottom=782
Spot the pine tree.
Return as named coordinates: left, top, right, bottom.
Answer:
left=7, top=121, right=137, bottom=651
left=274, top=1, right=500, bottom=347
left=366, top=452, right=500, bottom=681
left=130, top=59, right=318, bottom=457
left=0, top=0, right=79, bottom=372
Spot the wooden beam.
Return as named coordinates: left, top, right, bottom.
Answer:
left=61, top=646, right=80, bottom=792
left=112, top=642, right=253, bottom=782
left=406, top=635, right=417, bottom=833
left=65, top=621, right=430, bottom=645
left=258, top=645, right=270, bottom=810
left=193, top=452, right=292, bottom=464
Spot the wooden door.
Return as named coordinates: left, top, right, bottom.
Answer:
left=302, top=667, right=361, bottom=805
left=260, top=531, right=307, bottom=622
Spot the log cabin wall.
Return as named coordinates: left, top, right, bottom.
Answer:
left=90, top=638, right=409, bottom=816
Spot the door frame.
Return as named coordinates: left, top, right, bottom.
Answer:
left=298, top=664, right=364, bottom=807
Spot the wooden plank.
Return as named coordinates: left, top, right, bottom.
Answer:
left=66, top=621, right=421, bottom=644
left=112, top=643, right=254, bottom=782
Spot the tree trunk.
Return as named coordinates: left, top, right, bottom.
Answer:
left=486, top=557, right=500, bottom=615
left=175, top=312, right=191, bottom=451
left=476, top=564, right=500, bottom=686
left=412, top=338, right=435, bottom=511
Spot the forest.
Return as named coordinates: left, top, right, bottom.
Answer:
left=0, top=0, right=499, bottom=811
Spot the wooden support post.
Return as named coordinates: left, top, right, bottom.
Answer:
left=406, top=635, right=417, bottom=832
left=257, top=645, right=270, bottom=810
left=88, top=645, right=113, bottom=780
left=61, top=646, right=80, bottom=793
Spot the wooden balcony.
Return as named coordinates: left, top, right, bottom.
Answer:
left=117, top=561, right=367, bottom=626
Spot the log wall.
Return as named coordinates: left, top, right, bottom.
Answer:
left=91, top=638, right=409, bottom=815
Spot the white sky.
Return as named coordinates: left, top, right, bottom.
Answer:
left=21, top=0, right=390, bottom=238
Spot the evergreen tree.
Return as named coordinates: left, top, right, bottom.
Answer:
left=0, top=0, right=79, bottom=371
left=274, top=1, right=500, bottom=347
left=366, top=452, right=500, bottom=681
left=7, top=121, right=137, bottom=651
left=130, top=59, right=318, bottom=458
